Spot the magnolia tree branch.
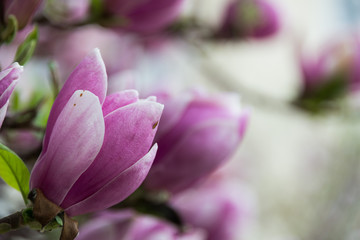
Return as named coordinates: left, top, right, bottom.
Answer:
left=0, top=207, right=64, bottom=235
left=0, top=211, right=25, bottom=233
left=0, top=208, right=49, bottom=234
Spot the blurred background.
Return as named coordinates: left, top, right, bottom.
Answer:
left=2, top=0, right=360, bottom=239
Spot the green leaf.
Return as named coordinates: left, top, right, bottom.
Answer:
left=1, top=15, right=18, bottom=44
left=10, top=90, right=20, bottom=111
left=55, top=215, right=63, bottom=226
left=14, top=26, right=38, bottom=65
left=0, top=143, right=30, bottom=204
left=34, top=96, right=53, bottom=127
left=90, top=0, right=105, bottom=21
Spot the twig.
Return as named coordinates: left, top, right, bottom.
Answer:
left=0, top=211, right=25, bottom=233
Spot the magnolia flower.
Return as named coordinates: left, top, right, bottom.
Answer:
left=76, top=210, right=206, bottom=240
left=0, top=63, right=23, bottom=128
left=38, top=25, right=141, bottom=82
left=217, top=0, right=279, bottom=39
left=4, top=0, right=43, bottom=30
left=171, top=175, right=255, bottom=240
left=30, top=49, right=163, bottom=216
left=43, top=0, right=90, bottom=25
left=102, top=0, right=184, bottom=33
left=297, top=36, right=360, bottom=106
left=144, top=90, right=248, bottom=194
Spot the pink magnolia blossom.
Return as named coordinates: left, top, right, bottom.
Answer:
left=30, top=49, right=163, bottom=216
left=4, top=0, right=43, bottom=30
left=298, top=36, right=360, bottom=101
left=0, top=63, right=23, bottom=128
left=76, top=210, right=206, bottom=240
left=144, top=90, right=248, bottom=194
left=37, top=25, right=141, bottom=81
left=217, top=0, right=279, bottom=39
left=103, top=0, right=184, bottom=33
left=171, top=175, right=255, bottom=240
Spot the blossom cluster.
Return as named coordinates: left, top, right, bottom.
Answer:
left=0, top=0, right=256, bottom=239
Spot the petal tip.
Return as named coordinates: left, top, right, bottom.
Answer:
left=9, top=62, right=24, bottom=72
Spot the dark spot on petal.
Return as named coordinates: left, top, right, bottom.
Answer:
left=80, top=93, right=83, bottom=97
left=152, top=121, right=159, bottom=129
left=73, top=104, right=76, bottom=106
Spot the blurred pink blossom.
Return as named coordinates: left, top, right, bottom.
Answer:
left=37, top=25, right=142, bottom=82
left=299, top=36, right=360, bottom=100
left=171, top=174, right=255, bottom=240
left=218, top=0, right=279, bottom=39
left=103, top=0, right=184, bottom=33
left=144, top=89, right=248, bottom=194
left=4, top=0, right=43, bottom=30
left=43, top=0, right=90, bottom=25
left=76, top=210, right=206, bottom=240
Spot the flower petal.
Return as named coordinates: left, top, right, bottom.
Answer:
left=102, top=90, right=139, bottom=117
left=42, top=49, right=107, bottom=153
left=61, top=100, right=163, bottom=208
left=30, top=90, right=105, bottom=205
left=75, top=210, right=134, bottom=240
left=154, top=94, right=240, bottom=163
left=145, top=119, right=242, bottom=193
left=5, top=0, right=42, bottom=29
left=0, top=63, right=22, bottom=108
left=65, top=144, right=158, bottom=216
left=0, top=101, right=9, bottom=128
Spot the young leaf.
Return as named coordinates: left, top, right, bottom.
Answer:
left=90, top=0, right=105, bottom=21
left=1, top=15, right=18, bottom=44
left=0, top=143, right=30, bottom=204
left=14, top=26, right=38, bottom=65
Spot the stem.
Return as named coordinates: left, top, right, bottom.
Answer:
left=0, top=208, right=64, bottom=235
left=0, top=211, right=25, bottom=233
left=48, top=61, right=60, bottom=98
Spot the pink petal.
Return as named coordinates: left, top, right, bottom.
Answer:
left=154, top=91, right=193, bottom=140
left=42, top=49, right=107, bottom=153
left=238, top=110, right=249, bottom=139
left=30, top=90, right=105, bottom=205
left=0, top=63, right=22, bottom=108
left=0, top=81, right=18, bottom=109
left=123, top=0, right=184, bottom=33
left=0, top=101, right=9, bottom=128
left=154, top=95, right=239, bottom=163
left=61, top=100, right=163, bottom=208
left=146, top=120, right=242, bottom=193
left=65, top=144, right=158, bottom=216
left=5, top=0, right=42, bottom=29
left=76, top=211, right=134, bottom=240
left=102, top=90, right=139, bottom=117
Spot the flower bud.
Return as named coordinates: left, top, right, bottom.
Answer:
left=103, top=0, right=184, bottom=33
left=4, top=0, right=43, bottom=30
left=144, top=90, right=248, bottom=194
left=0, top=63, right=22, bottom=128
left=296, top=36, right=360, bottom=109
left=43, top=0, right=90, bottom=25
left=30, top=49, right=163, bottom=216
left=76, top=210, right=206, bottom=240
left=217, top=0, right=279, bottom=39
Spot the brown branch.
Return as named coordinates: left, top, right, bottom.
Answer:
left=0, top=211, right=25, bottom=233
